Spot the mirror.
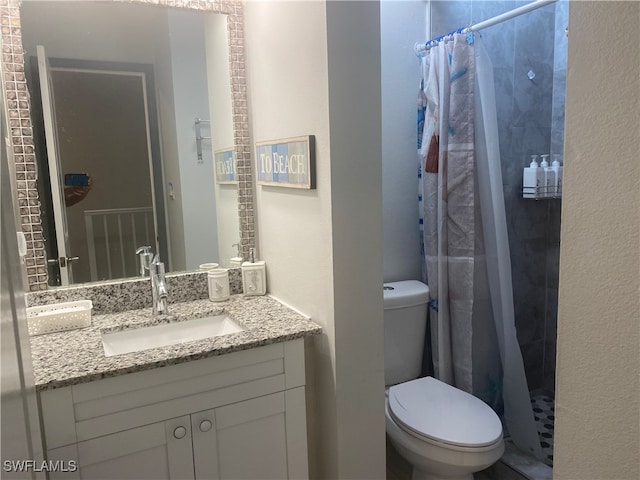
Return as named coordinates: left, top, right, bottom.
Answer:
left=4, top=0, right=254, bottom=290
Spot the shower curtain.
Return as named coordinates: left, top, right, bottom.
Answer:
left=418, top=34, right=543, bottom=459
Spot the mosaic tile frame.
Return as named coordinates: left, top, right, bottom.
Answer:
left=0, top=0, right=254, bottom=291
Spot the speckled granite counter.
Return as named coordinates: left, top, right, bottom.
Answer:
left=30, top=295, right=321, bottom=391
left=26, top=270, right=243, bottom=314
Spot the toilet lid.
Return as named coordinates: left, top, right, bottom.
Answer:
left=388, top=377, right=503, bottom=447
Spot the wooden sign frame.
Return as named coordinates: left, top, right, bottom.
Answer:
left=214, top=148, right=237, bottom=184
left=255, top=135, right=315, bottom=189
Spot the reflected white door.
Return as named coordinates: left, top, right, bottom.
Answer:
left=36, top=45, right=75, bottom=285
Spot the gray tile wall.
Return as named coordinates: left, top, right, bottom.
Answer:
left=430, top=1, right=565, bottom=393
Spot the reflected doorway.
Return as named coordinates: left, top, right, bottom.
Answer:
left=28, top=58, right=169, bottom=285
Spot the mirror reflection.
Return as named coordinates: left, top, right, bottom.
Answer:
left=21, top=0, right=240, bottom=287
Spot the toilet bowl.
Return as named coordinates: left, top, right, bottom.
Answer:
left=383, top=281, right=504, bottom=480
left=385, top=377, right=504, bottom=480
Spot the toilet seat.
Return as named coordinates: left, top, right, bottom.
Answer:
left=388, top=376, right=503, bottom=449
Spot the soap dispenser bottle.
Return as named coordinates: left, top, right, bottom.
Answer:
left=540, top=154, right=554, bottom=198
left=230, top=243, right=244, bottom=268
left=523, top=155, right=542, bottom=199
left=242, top=248, right=267, bottom=296
left=552, top=154, right=563, bottom=197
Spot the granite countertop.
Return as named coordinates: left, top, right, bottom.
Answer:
left=29, top=295, right=321, bottom=391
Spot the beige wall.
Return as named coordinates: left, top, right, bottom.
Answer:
left=245, top=1, right=385, bottom=478
left=555, top=2, right=640, bottom=478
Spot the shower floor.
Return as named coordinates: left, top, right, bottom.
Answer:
left=531, top=393, right=555, bottom=466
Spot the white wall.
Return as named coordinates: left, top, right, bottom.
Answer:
left=554, top=2, right=640, bottom=478
left=325, top=2, right=385, bottom=477
left=155, top=21, right=187, bottom=271
left=245, top=1, right=385, bottom=478
left=205, top=13, right=240, bottom=267
left=381, top=0, right=426, bottom=282
left=20, top=1, right=166, bottom=64
left=245, top=2, right=336, bottom=476
left=166, top=10, right=219, bottom=270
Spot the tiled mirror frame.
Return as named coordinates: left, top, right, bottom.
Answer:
left=0, top=0, right=254, bottom=291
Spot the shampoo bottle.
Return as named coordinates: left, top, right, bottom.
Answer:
left=540, top=154, right=554, bottom=198
left=523, top=155, right=541, bottom=199
left=552, top=154, right=563, bottom=197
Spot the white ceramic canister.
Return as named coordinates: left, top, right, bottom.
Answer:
left=241, top=261, right=267, bottom=296
left=207, top=269, right=230, bottom=302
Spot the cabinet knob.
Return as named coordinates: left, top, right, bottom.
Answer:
left=199, top=420, right=213, bottom=432
left=173, top=426, right=187, bottom=439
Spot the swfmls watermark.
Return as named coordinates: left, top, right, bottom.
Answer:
left=3, top=460, right=78, bottom=473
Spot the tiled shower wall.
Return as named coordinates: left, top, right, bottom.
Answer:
left=430, top=0, right=567, bottom=393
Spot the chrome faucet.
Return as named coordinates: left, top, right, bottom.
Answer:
left=149, top=254, right=168, bottom=316
left=136, top=245, right=153, bottom=277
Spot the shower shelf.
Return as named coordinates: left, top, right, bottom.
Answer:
left=523, top=187, right=562, bottom=200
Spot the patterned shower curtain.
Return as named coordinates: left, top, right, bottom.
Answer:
left=418, top=33, right=543, bottom=460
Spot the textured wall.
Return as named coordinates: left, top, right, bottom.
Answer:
left=554, top=2, right=640, bottom=478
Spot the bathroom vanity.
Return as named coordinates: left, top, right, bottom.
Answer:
left=28, top=284, right=321, bottom=480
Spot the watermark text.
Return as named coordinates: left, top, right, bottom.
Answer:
left=3, top=460, right=78, bottom=473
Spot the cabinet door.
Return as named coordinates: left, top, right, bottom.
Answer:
left=74, top=416, right=194, bottom=480
left=191, top=393, right=289, bottom=480
left=190, top=409, right=218, bottom=480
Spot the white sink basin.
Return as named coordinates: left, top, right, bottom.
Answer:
left=102, top=315, right=244, bottom=357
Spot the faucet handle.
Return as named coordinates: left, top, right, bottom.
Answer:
left=136, top=245, right=152, bottom=255
left=136, top=246, right=153, bottom=277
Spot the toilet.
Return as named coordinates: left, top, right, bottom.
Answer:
left=383, top=280, right=504, bottom=480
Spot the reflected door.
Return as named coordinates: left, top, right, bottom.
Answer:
left=33, top=52, right=169, bottom=284
left=36, top=45, right=74, bottom=285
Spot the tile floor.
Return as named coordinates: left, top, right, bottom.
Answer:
left=530, top=393, right=555, bottom=466
left=386, top=438, right=528, bottom=480
left=500, top=439, right=553, bottom=480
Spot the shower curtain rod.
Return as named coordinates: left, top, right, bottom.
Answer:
left=414, top=0, right=558, bottom=54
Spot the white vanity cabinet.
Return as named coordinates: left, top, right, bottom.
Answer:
left=40, top=339, right=308, bottom=479
left=47, top=415, right=195, bottom=479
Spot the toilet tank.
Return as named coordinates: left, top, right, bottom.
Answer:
left=383, top=280, right=429, bottom=386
